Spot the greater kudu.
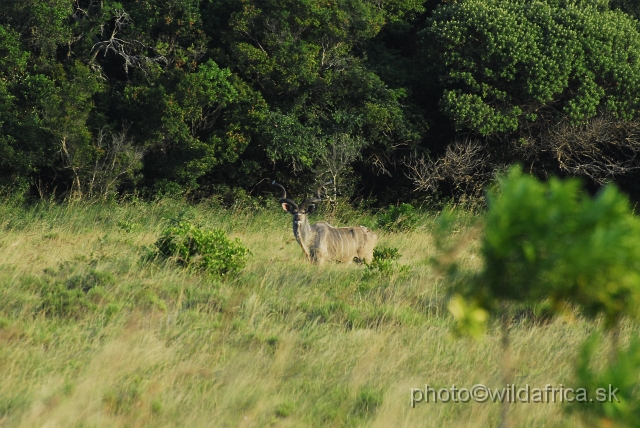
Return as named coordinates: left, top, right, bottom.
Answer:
left=272, top=181, right=377, bottom=265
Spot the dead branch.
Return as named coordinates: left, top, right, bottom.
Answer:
left=91, top=10, right=168, bottom=77
left=541, top=115, right=640, bottom=184
left=87, top=126, right=145, bottom=199
left=404, top=139, right=494, bottom=197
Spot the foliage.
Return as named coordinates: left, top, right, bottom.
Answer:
left=39, top=268, right=115, bottom=319
left=611, top=0, right=640, bottom=20
left=426, top=0, right=640, bottom=136
left=569, top=333, right=640, bottom=427
left=450, top=166, right=640, bottom=336
left=0, top=0, right=428, bottom=201
left=442, top=165, right=640, bottom=428
left=5, top=0, right=640, bottom=203
left=221, top=0, right=427, bottom=180
left=365, top=246, right=401, bottom=274
left=154, top=221, right=250, bottom=277
left=377, top=203, right=419, bottom=232
left=447, top=294, right=489, bottom=339
left=124, top=60, right=241, bottom=192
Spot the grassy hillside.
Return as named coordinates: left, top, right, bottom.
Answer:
left=0, top=199, right=613, bottom=427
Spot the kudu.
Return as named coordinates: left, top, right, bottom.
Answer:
left=272, top=181, right=377, bottom=265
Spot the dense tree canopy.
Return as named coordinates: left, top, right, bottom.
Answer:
left=426, top=0, right=640, bottom=136
left=1, top=0, right=640, bottom=203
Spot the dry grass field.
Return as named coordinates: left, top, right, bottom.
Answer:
left=0, top=198, right=616, bottom=427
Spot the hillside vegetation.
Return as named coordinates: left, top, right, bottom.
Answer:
left=0, top=198, right=620, bottom=427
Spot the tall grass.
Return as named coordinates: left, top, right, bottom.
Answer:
left=0, top=198, right=607, bottom=426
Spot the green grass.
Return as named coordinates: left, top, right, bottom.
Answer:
left=0, top=198, right=614, bottom=427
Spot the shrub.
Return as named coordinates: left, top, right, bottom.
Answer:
left=365, top=246, right=401, bottom=274
left=154, top=221, right=250, bottom=277
left=449, top=165, right=640, bottom=335
left=427, top=0, right=640, bottom=135
left=39, top=269, right=115, bottom=319
left=377, top=203, right=418, bottom=232
left=568, top=333, right=640, bottom=427
left=446, top=165, right=640, bottom=428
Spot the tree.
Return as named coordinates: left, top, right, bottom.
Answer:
left=208, top=0, right=426, bottom=193
left=0, top=25, right=33, bottom=193
left=447, top=166, right=640, bottom=427
left=610, top=0, right=640, bottom=20
left=425, top=0, right=640, bottom=136
left=0, top=0, right=431, bottom=201
left=444, top=166, right=640, bottom=336
left=120, top=60, right=240, bottom=192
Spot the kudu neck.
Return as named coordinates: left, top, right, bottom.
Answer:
left=293, top=215, right=312, bottom=244
left=292, top=215, right=313, bottom=260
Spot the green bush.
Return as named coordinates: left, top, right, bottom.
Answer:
left=377, top=204, right=418, bottom=232
left=154, top=221, right=250, bottom=277
left=450, top=165, right=640, bottom=334
left=427, top=0, right=640, bottom=135
left=39, top=270, right=114, bottom=319
left=483, top=166, right=640, bottom=325
left=365, top=246, right=401, bottom=274
left=569, top=333, right=640, bottom=427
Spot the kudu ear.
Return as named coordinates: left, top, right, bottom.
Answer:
left=281, top=203, right=293, bottom=213
left=305, top=204, right=317, bottom=214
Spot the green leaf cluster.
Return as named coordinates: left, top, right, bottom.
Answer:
left=570, top=333, right=640, bottom=427
left=154, top=221, right=250, bottom=277
left=365, top=246, right=401, bottom=274
left=450, top=166, right=640, bottom=336
left=482, top=166, right=640, bottom=326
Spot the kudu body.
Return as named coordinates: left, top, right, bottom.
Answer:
left=273, top=182, right=377, bottom=265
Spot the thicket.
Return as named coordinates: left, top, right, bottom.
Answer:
left=3, top=0, right=640, bottom=204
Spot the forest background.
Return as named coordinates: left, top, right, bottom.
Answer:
left=3, top=0, right=640, bottom=204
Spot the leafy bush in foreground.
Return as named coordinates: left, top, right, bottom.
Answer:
left=568, top=333, right=640, bottom=427
left=154, top=221, right=250, bottom=277
left=445, top=165, right=640, bottom=427
left=450, top=165, right=640, bottom=335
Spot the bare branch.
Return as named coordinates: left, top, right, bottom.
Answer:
left=541, top=115, right=640, bottom=184
left=404, top=139, right=494, bottom=197
left=86, top=126, right=145, bottom=199
left=91, top=10, right=168, bottom=78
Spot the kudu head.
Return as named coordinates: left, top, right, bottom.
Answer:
left=272, top=181, right=329, bottom=228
